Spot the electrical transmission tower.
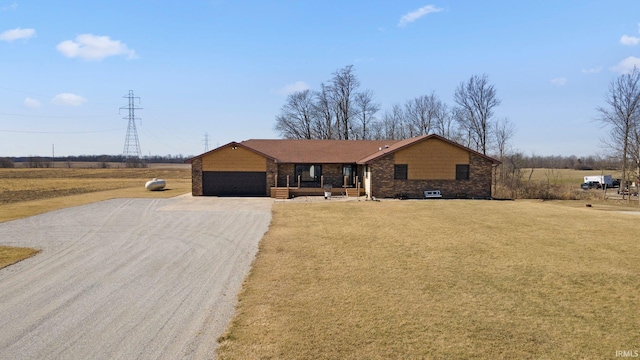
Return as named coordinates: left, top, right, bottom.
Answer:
left=120, top=90, right=143, bottom=164
left=203, top=132, right=210, bottom=152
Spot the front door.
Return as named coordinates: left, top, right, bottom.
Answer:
left=342, top=164, right=356, bottom=186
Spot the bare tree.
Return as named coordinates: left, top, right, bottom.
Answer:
left=330, top=65, right=360, bottom=140
left=274, top=89, right=316, bottom=139
left=353, top=90, right=380, bottom=140
left=405, top=92, right=441, bottom=136
left=454, top=74, right=501, bottom=155
left=494, top=117, right=516, bottom=184
left=494, top=118, right=516, bottom=161
left=380, top=104, right=407, bottom=140
left=313, top=83, right=336, bottom=139
left=451, top=106, right=473, bottom=149
left=597, top=66, right=640, bottom=197
left=433, top=103, right=463, bottom=143
left=369, top=120, right=385, bottom=140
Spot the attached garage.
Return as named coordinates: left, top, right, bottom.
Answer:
left=189, top=142, right=272, bottom=197
left=202, top=171, right=267, bottom=196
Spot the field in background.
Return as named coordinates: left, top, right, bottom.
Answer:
left=522, top=168, right=622, bottom=185
left=494, top=168, right=639, bottom=202
left=8, top=161, right=191, bottom=170
left=0, top=165, right=192, bottom=267
left=0, top=166, right=191, bottom=209
left=217, top=200, right=640, bottom=359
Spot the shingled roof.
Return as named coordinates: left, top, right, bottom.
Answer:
left=239, top=139, right=399, bottom=163
left=188, top=135, right=500, bottom=165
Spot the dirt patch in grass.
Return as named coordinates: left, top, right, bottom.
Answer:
left=217, top=200, right=640, bottom=359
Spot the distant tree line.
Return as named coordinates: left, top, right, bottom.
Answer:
left=0, top=157, right=15, bottom=168
left=516, top=154, right=619, bottom=170
left=3, top=154, right=192, bottom=168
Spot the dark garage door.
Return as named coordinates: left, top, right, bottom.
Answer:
left=202, top=171, right=267, bottom=196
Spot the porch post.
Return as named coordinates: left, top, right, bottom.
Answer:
left=343, top=176, right=348, bottom=197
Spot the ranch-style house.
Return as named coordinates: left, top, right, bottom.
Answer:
left=187, top=134, right=500, bottom=199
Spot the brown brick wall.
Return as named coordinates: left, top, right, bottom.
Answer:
left=321, top=164, right=346, bottom=188
left=191, top=158, right=203, bottom=196
left=276, top=164, right=295, bottom=187
left=267, top=159, right=277, bottom=192
left=370, top=153, right=494, bottom=199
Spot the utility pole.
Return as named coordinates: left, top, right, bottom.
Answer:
left=203, top=132, right=210, bottom=152
left=120, top=90, right=143, bottom=166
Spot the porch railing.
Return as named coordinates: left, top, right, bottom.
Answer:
left=271, top=175, right=361, bottom=199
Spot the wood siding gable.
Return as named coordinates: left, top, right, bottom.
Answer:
left=201, top=144, right=267, bottom=172
left=394, top=137, right=469, bottom=180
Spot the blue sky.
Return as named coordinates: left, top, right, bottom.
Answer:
left=1, top=1, right=639, bottom=157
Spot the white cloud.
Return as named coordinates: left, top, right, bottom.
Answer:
left=56, top=34, right=137, bottom=60
left=398, top=5, right=443, bottom=27
left=611, top=56, right=640, bottom=74
left=620, top=35, right=640, bottom=46
left=23, top=97, right=41, bottom=108
left=0, top=28, right=36, bottom=42
left=550, top=77, right=567, bottom=86
left=581, top=67, right=602, bottom=74
left=0, top=2, right=17, bottom=11
left=52, top=93, right=87, bottom=106
left=279, top=81, right=310, bottom=95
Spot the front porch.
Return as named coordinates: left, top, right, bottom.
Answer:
left=270, top=174, right=365, bottom=199
left=270, top=186, right=365, bottom=199
left=271, top=163, right=367, bottom=199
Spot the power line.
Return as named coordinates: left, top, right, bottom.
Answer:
left=0, top=112, right=116, bottom=119
left=0, top=128, right=124, bottom=134
left=137, top=123, right=184, bottom=153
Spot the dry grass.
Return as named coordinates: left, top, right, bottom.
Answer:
left=217, top=200, right=640, bottom=359
left=0, top=166, right=191, bottom=267
left=0, top=246, right=40, bottom=270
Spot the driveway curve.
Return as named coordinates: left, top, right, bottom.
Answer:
left=0, top=195, right=272, bottom=360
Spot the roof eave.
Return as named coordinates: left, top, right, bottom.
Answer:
left=357, top=134, right=501, bottom=165
left=185, top=141, right=277, bottom=163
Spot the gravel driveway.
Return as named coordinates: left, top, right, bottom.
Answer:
left=0, top=195, right=272, bottom=359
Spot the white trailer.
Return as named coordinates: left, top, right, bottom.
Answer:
left=583, top=175, right=613, bottom=187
